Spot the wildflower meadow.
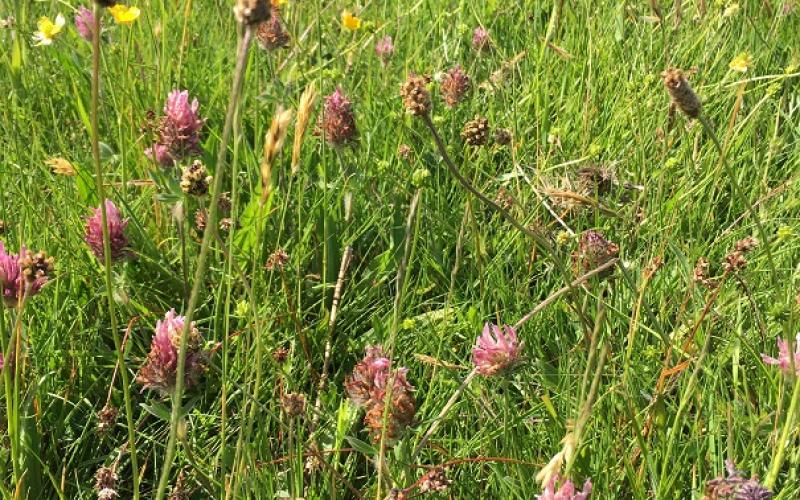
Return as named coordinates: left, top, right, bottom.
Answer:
left=2, top=0, right=800, bottom=498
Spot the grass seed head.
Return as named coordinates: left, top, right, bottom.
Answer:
left=292, top=83, right=318, bottom=174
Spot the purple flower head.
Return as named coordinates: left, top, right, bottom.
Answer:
left=345, top=345, right=390, bottom=406
left=537, top=477, right=592, bottom=500
left=146, top=90, right=205, bottom=167
left=441, top=65, right=471, bottom=108
left=761, top=333, right=800, bottom=376
left=84, top=199, right=129, bottom=262
left=74, top=6, right=95, bottom=42
left=472, top=323, right=523, bottom=376
left=375, top=35, right=394, bottom=64
left=704, top=460, right=772, bottom=499
left=136, top=309, right=208, bottom=395
left=317, top=87, right=357, bottom=147
left=0, top=243, right=50, bottom=308
left=472, top=27, right=491, bottom=51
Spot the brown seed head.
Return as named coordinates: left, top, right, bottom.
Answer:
left=494, top=127, right=512, bottom=146
left=180, top=160, right=211, bottom=196
left=233, top=0, right=271, bottom=25
left=97, top=404, right=118, bottom=434
left=281, top=392, right=307, bottom=417
left=256, top=8, right=290, bottom=50
left=662, top=68, right=701, bottom=118
left=19, top=251, right=54, bottom=285
left=400, top=74, right=432, bottom=116
left=461, top=116, right=491, bottom=147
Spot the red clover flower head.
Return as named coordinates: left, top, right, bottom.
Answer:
left=74, top=6, right=95, bottom=42
left=375, top=35, right=395, bottom=65
left=84, top=199, right=129, bottom=262
left=472, top=27, right=491, bottom=51
left=537, top=476, right=592, bottom=500
left=146, top=90, right=205, bottom=167
left=318, top=87, right=357, bottom=147
left=761, top=333, right=800, bottom=376
left=441, top=65, right=471, bottom=108
left=704, top=460, right=772, bottom=499
left=136, top=309, right=208, bottom=395
left=472, top=323, right=523, bottom=376
left=0, top=243, right=51, bottom=308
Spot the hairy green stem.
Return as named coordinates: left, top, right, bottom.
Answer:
left=90, top=6, right=139, bottom=498
left=154, top=26, right=254, bottom=500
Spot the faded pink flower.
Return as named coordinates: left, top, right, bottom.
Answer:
left=472, top=27, right=490, bottom=51
left=0, top=243, right=50, bottom=308
left=146, top=90, right=205, bottom=167
left=74, top=6, right=95, bottom=41
left=441, top=65, right=471, bottom=108
left=317, top=87, right=357, bottom=147
left=472, top=323, right=522, bottom=376
left=375, top=35, right=394, bottom=65
left=537, top=476, right=592, bottom=500
left=761, top=333, right=800, bottom=376
left=136, top=309, right=208, bottom=395
left=84, top=199, right=129, bottom=262
left=345, top=345, right=390, bottom=406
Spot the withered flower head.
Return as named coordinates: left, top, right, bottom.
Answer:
left=97, top=404, right=118, bottom=434
left=317, top=88, right=358, bottom=147
left=662, top=68, right=701, bottom=119
left=577, top=164, right=615, bottom=196
left=281, top=392, right=307, bottom=417
left=400, top=74, right=432, bottom=116
left=419, top=468, right=452, bottom=493
left=363, top=368, right=416, bottom=445
left=397, top=144, right=412, bottom=161
left=573, top=229, right=619, bottom=277
left=233, top=0, right=271, bottom=25
left=461, top=116, right=491, bottom=147
left=494, top=127, right=512, bottom=146
left=95, top=466, right=118, bottom=499
left=180, top=160, right=212, bottom=196
left=272, top=346, right=289, bottom=364
left=265, top=248, right=289, bottom=271
left=441, top=66, right=471, bottom=108
left=256, top=8, right=290, bottom=50
left=19, top=250, right=54, bottom=285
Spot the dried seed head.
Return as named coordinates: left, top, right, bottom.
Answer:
left=94, top=466, right=118, bottom=492
left=168, top=470, right=191, bottom=500
left=272, top=346, right=289, bottom=364
left=494, top=127, right=512, bottom=146
left=97, top=404, right=118, bottom=434
left=577, top=164, right=615, bottom=196
left=440, top=66, right=471, bottom=108
left=281, top=392, right=307, bottom=417
left=265, top=248, right=289, bottom=271
left=194, top=209, right=207, bottom=232
left=495, top=187, right=514, bottom=211
left=573, top=230, right=619, bottom=277
left=662, top=68, right=701, bottom=118
left=419, top=468, right=452, bottom=493
left=233, top=0, right=271, bottom=25
left=180, top=160, right=211, bottom=196
left=97, top=488, right=119, bottom=500
left=256, top=8, right=290, bottom=50
left=18, top=251, right=54, bottom=285
left=261, top=106, right=294, bottom=200
left=397, top=144, right=412, bottom=161
left=735, top=236, right=758, bottom=253
left=461, top=116, right=491, bottom=147
left=219, top=217, right=233, bottom=232
left=723, top=251, right=748, bottom=273
left=400, top=74, right=432, bottom=116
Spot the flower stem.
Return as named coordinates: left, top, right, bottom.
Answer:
left=764, top=371, right=800, bottom=488
left=154, top=26, right=254, bottom=500
left=698, top=114, right=778, bottom=287
left=90, top=6, right=139, bottom=498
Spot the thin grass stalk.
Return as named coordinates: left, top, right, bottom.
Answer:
left=698, top=115, right=778, bottom=287
left=89, top=6, right=139, bottom=498
left=376, top=189, right=422, bottom=498
left=764, top=365, right=800, bottom=488
left=154, top=26, right=254, bottom=500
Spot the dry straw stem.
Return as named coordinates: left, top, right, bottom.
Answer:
left=291, top=83, right=318, bottom=175
left=260, top=106, right=293, bottom=204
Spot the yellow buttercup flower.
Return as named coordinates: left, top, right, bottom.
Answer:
left=341, top=10, right=361, bottom=31
left=729, top=52, right=751, bottom=73
left=32, top=14, right=65, bottom=46
left=108, top=5, right=141, bottom=25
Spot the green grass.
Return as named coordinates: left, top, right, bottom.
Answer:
left=2, top=0, right=800, bottom=498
